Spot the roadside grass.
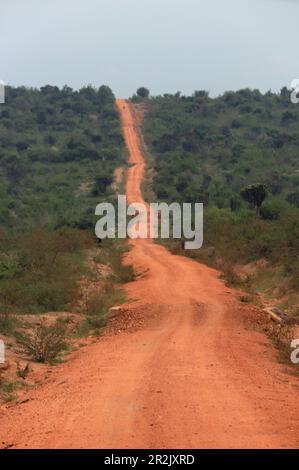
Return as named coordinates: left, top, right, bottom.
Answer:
left=0, top=233, right=134, bottom=368
left=77, top=238, right=134, bottom=337
left=80, top=282, right=125, bottom=336
left=93, top=238, right=135, bottom=284
left=0, top=228, right=91, bottom=319
left=0, top=379, right=21, bottom=403
left=0, top=314, right=21, bottom=336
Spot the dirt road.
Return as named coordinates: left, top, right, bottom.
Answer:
left=1, top=100, right=299, bottom=449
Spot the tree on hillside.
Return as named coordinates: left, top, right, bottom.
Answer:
left=136, top=87, right=150, bottom=99
left=98, top=85, right=114, bottom=106
left=240, top=184, right=267, bottom=212
left=193, top=90, right=209, bottom=99
left=1, top=154, right=28, bottom=184
left=92, top=174, right=113, bottom=196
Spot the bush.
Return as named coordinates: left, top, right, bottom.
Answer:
left=260, top=200, right=288, bottom=220
left=16, top=319, right=68, bottom=363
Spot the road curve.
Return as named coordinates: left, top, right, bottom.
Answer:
left=0, top=100, right=299, bottom=449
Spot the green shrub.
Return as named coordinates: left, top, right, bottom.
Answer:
left=260, top=199, right=288, bottom=220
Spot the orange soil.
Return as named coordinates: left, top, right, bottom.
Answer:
left=0, top=100, right=299, bottom=449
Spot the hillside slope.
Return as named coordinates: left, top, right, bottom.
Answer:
left=141, top=90, right=299, bottom=311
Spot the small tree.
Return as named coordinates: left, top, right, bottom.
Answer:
left=136, top=87, right=150, bottom=99
left=92, top=174, right=113, bottom=196
left=240, top=184, right=267, bottom=212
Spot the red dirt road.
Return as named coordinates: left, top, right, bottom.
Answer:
left=1, top=101, right=299, bottom=449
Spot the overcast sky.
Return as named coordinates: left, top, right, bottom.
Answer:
left=1, top=0, right=299, bottom=97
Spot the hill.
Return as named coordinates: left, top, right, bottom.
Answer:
left=139, top=89, right=299, bottom=314
left=0, top=85, right=128, bottom=335
left=0, top=85, right=125, bottom=230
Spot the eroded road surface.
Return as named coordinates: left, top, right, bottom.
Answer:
left=1, top=100, right=299, bottom=449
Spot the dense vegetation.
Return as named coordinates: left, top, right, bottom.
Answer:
left=140, top=88, right=299, bottom=310
left=142, top=88, right=299, bottom=207
left=0, top=85, right=125, bottom=229
left=0, top=228, right=90, bottom=321
left=0, top=85, right=127, bottom=330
